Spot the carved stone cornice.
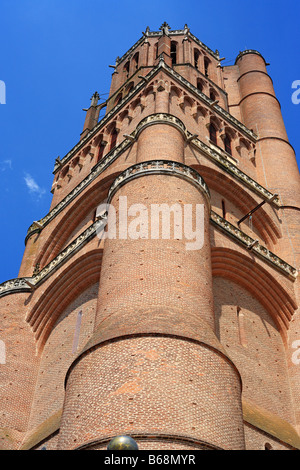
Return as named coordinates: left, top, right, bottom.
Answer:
left=0, top=278, right=33, bottom=297
left=186, top=131, right=280, bottom=206
left=26, top=137, right=132, bottom=242
left=235, top=49, right=267, bottom=65
left=134, top=113, right=187, bottom=139
left=107, top=160, right=211, bottom=208
left=161, top=61, right=257, bottom=141
left=0, top=209, right=297, bottom=299
left=1, top=217, right=106, bottom=299
left=53, top=75, right=148, bottom=174
left=26, top=113, right=279, bottom=241
left=32, top=216, right=105, bottom=285
left=211, top=211, right=298, bottom=280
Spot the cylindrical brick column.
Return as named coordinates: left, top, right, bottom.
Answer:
left=236, top=51, right=300, bottom=209
left=237, top=51, right=300, bottom=432
left=18, top=231, right=40, bottom=278
left=136, top=121, right=185, bottom=163
left=57, top=121, right=245, bottom=450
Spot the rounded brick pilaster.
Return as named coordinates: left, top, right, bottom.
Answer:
left=57, top=161, right=245, bottom=450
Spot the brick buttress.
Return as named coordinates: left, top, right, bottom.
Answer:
left=57, top=119, right=245, bottom=451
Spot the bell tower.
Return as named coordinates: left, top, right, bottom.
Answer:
left=0, top=24, right=299, bottom=451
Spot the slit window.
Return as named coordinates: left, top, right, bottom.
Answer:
left=221, top=199, right=226, bottom=220
left=109, top=128, right=118, bottom=151
left=171, top=42, right=177, bottom=65
left=194, top=49, right=201, bottom=69
left=197, top=79, right=203, bottom=92
left=204, top=57, right=210, bottom=77
left=224, top=134, right=232, bottom=155
left=209, top=123, right=217, bottom=145
left=237, top=307, right=247, bottom=347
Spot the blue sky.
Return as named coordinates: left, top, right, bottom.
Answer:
left=0, top=0, right=299, bottom=283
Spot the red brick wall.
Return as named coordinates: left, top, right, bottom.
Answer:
left=213, top=277, right=295, bottom=424
left=58, top=337, right=244, bottom=450
left=27, top=283, right=99, bottom=432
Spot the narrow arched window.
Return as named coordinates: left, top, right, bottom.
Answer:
left=224, top=134, right=232, bottom=155
left=124, top=61, right=130, bottom=79
left=109, top=128, right=118, bottom=151
left=61, top=165, right=69, bottom=179
left=115, top=93, right=123, bottom=106
left=210, top=89, right=216, bottom=101
left=197, top=79, right=203, bottom=92
left=171, top=41, right=177, bottom=65
left=127, top=82, right=134, bottom=94
left=222, top=199, right=226, bottom=220
left=194, top=49, right=201, bottom=69
left=209, top=123, right=217, bottom=145
left=204, top=57, right=210, bottom=77
left=133, top=52, right=139, bottom=70
left=97, top=143, right=106, bottom=162
left=154, top=42, right=158, bottom=59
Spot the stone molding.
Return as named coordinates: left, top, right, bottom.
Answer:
left=26, top=138, right=132, bottom=242
left=106, top=159, right=211, bottom=208
left=1, top=216, right=106, bottom=298
left=0, top=210, right=297, bottom=300
left=235, top=49, right=267, bottom=65
left=26, top=113, right=279, bottom=242
left=210, top=211, right=297, bottom=280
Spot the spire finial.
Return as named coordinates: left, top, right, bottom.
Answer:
left=159, top=22, right=171, bottom=36
left=90, top=91, right=100, bottom=107
left=184, top=24, right=189, bottom=34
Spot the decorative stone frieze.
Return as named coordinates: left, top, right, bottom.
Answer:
left=210, top=211, right=297, bottom=280
left=26, top=138, right=132, bottom=242
left=27, top=113, right=279, bottom=241
left=107, top=159, right=211, bottom=207
left=1, top=206, right=297, bottom=300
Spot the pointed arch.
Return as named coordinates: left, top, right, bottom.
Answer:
left=36, top=172, right=119, bottom=268
left=209, top=122, right=218, bottom=145
left=211, top=247, right=297, bottom=341
left=204, top=56, right=210, bottom=77
left=190, top=163, right=282, bottom=246
left=26, top=249, right=103, bottom=351
left=194, top=48, right=201, bottom=69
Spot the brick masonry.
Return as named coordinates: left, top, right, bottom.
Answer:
left=0, top=25, right=299, bottom=450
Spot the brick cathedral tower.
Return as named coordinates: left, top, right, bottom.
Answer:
left=0, top=23, right=300, bottom=451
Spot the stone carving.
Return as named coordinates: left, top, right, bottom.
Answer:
left=107, top=160, right=211, bottom=207
left=28, top=112, right=278, bottom=241
left=210, top=211, right=297, bottom=279
left=0, top=205, right=297, bottom=299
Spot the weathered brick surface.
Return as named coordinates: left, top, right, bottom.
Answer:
left=58, top=337, right=244, bottom=450
left=27, top=283, right=99, bottom=431
left=213, top=277, right=294, bottom=423
left=244, top=423, right=293, bottom=451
